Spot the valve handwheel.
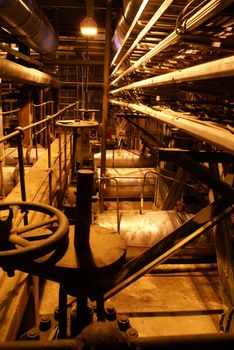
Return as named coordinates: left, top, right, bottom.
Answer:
left=0, top=202, right=69, bottom=265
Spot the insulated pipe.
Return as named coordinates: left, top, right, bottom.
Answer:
left=110, top=54, right=234, bottom=94
left=0, top=57, right=60, bottom=86
left=0, top=0, right=58, bottom=54
left=111, top=0, right=234, bottom=85
left=111, top=0, right=149, bottom=65
left=110, top=100, right=234, bottom=155
left=111, top=0, right=173, bottom=75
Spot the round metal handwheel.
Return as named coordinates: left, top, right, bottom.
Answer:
left=0, top=201, right=69, bottom=265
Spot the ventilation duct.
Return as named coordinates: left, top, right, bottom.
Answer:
left=0, top=0, right=58, bottom=54
left=112, top=0, right=143, bottom=51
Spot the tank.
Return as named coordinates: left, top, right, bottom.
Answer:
left=94, top=210, right=192, bottom=247
left=4, top=147, right=45, bottom=166
left=94, top=149, right=156, bottom=168
left=96, top=167, right=157, bottom=199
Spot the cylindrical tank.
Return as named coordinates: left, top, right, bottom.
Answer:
left=1, top=165, right=31, bottom=196
left=4, top=147, right=45, bottom=166
left=94, top=150, right=156, bottom=168
left=96, top=167, right=157, bottom=198
left=94, top=210, right=192, bottom=247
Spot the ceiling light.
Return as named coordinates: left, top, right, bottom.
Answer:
left=80, top=16, right=97, bottom=36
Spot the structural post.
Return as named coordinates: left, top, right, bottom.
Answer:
left=100, top=0, right=112, bottom=212
left=74, top=169, right=94, bottom=249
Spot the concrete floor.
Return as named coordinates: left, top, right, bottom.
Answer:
left=40, top=269, right=223, bottom=338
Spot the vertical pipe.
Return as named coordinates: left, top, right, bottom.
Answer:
left=58, top=285, right=67, bottom=339
left=47, top=120, right=52, bottom=205
left=100, top=0, right=112, bottom=212
left=74, top=169, right=93, bottom=249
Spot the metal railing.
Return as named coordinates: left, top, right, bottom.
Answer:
left=0, top=101, right=78, bottom=205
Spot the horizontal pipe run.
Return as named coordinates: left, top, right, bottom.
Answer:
left=110, top=100, right=234, bottom=155
left=111, top=0, right=173, bottom=75
left=110, top=54, right=234, bottom=94
left=111, top=0, right=150, bottom=68
left=111, top=0, right=234, bottom=86
left=0, top=58, right=60, bottom=87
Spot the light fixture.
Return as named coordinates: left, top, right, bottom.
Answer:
left=80, top=16, right=97, bottom=36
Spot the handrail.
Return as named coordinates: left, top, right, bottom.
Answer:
left=0, top=108, right=20, bottom=115
left=0, top=101, right=77, bottom=203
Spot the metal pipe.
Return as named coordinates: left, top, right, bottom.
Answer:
left=111, top=54, right=234, bottom=93
left=0, top=0, right=58, bottom=54
left=111, top=0, right=234, bottom=85
left=111, top=0, right=149, bottom=67
left=110, top=100, right=234, bottom=155
left=74, top=169, right=94, bottom=248
left=0, top=58, right=60, bottom=87
left=111, top=0, right=173, bottom=75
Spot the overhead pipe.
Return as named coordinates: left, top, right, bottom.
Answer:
left=110, top=54, right=234, bottom=94
left=0, top=0, right=58, bottom=54
left=111, top=0, right=149, bottom=67
left=111, top=0, right=173, bottom=75
left=0, top=57, right=60, bottom=86
left=110, top=100, right=234, bottom=155
left=111, top=0, right=234, bottom=85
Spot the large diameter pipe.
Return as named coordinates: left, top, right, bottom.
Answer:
left=0, top=0, right=58, bottom=54
left=110, top=54, right=234, bottom=94
left=110, top=100, right=234, bottom=155
left=0, top=58, right=60, bottom=86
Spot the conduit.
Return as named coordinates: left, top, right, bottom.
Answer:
left=111, top=0, right=234, bottom=86
left=110, top=100, right=234, bottom=155
left=0, top=57, right=60, bottom=86
left=110, top=54, right=234, bottom=94
left=0, top=0, right=58, bottom=54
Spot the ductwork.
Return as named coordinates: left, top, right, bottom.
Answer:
left=0, top=0, right=58, bottom=54
left=112, top=0, right=144, bottom=51
left=0, top=57, right=60, bottom=86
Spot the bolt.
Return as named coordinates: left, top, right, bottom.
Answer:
left=39, top=315, right=52, bottom=331
left=105, top=304, right=117, bottom=321
left=27, top=327, right=40, bottom=340
left=117, top=315, right=130, bottom=332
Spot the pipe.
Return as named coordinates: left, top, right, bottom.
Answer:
left=110, top=54, right=234, bottom=94
left=111, top=0, right=234, bottom=85
left=94, top=149, right=155, bottom=168
left=0, top=0, right=58, bottom=54
left=111, top=0, right=149, bottom=66
left=110, top=100, right=234, bottom=156
left=112, top=0, right=146, bottom=52
left=111, top=0, right=173, bottom=75
left=0, top=57, right=60, bottom=86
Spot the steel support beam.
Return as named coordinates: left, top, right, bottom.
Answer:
left=111, top=0, right=234, bottom=86
left=110, top=55, right=234, bottom=94
left=110, top=100, right=234, bottom=155
left=104, top=197, right=233, bottom=300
